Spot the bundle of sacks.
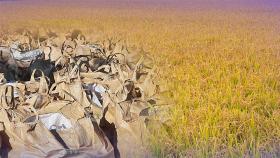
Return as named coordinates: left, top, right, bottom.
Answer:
left=0, top=29, right=165, bottom=158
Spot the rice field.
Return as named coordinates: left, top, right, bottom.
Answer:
left=1, top=0, right=280, bottom=157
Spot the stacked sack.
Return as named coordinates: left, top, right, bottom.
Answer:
left=0, top=29, right=166, bottom=158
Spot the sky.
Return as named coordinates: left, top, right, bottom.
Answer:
left=0, top=0, right=280, bottom=10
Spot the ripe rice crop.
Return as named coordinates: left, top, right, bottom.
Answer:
left=0, top=1, right=279, bottom=157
